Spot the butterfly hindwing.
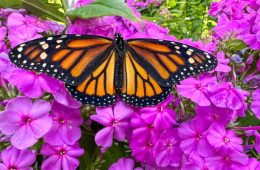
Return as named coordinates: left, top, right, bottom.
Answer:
left=126, top=39, right=218, bottom=87
left=120, top=50, right=172, bottom=107
left=65, top=50, right=117, bottom=107
left=9, top=34, right=113, bottom=86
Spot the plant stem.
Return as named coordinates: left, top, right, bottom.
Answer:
left=232, top=125, right=260, bottom=131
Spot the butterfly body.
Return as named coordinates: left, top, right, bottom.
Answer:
left=9, top=33, right=218, bottom=107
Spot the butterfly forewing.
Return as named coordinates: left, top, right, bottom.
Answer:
left=126, top=39, right=218, bottom=87
left=9, top=34, right=113, bottom=86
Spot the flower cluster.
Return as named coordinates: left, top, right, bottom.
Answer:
left=0, top=0, right=259, bottom=169
left=0, top=10, right=83, bottom=170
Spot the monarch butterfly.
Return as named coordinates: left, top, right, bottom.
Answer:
left=9, top=33, right=217, bottom=107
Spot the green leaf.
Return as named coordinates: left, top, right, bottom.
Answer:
left=0, top=0, right=22, bottom=8
left=66, top=0, right=140, bottom=22
left=21, top=0, right=67, bottom=23
left=226, top=39, right=248, bottom=52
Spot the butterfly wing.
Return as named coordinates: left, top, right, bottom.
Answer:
left=126, top=39, right=218, bottom=87
left=120, top=50, right=172, bottom=107
left=9, top=34, right=114, bottom=86
left=65, top=49, right=117, bottom=106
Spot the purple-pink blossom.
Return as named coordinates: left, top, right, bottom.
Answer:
left=9, top=69, right=61, bottom=98
left=177, top=75, right=216, bottom=106
left=90, top=101, right=134, bottom=150
left=250, top=89, right=260, bottom=119
left=0, top=146, right=36, bottom=170
left=109, top=157, right=142, bottom=170
left=0, top=97, right=52, bottom=149
left=41, top=143, right=84, bottom=170
left=44, top=101, right=82, bottom=146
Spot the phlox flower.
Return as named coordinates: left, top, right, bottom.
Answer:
left=154, top=129, right=182, bottom=168
left=177, top=75, right=216, bottom=106
left=44, top=101, right=82, bottom=146
left=0, top=53, right=15, bottom=80
left=9, top=69, right=60, bottom=98
left=236, top=158, right=260, bottom=170
left=195, top=105, right=232, bottom=126
left=250, top=89, right=260, bottom=119
left=181, top=153, right=208, bottom=170
left=208, top=82, right=249, bottom=118
left=0, top=97, right=52, bottom=149
left=129, top=134, right=156, bottom=164
left=215, top=51, right=231, bottom=73
left=205, top=148, right=249, bottom=170
left=52, top=85, right=82, bottom=108
left=109, top=157, right=142, bottom=170
left=207, top=123, right=243, bottom=152
left=90, top=101, right=134, bottom=150
left=0, top=146, right=36, bottom=170
left=178, top=117, right=213, bottom=157
left=139, top=94, right=176, bottom=131
left=41, top=143, right=84, bottom=170
left=130, top=112, right=158, bottom=143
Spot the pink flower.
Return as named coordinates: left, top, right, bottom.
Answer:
left=181, top=153, right=208, bottom=170
left=195, top=105, right=232, bottom=126
left=130, top=135, right=156, bottom=164
left=178, top=118, right=213, bottom=157
left=44, top=101, right=83, bottom=146
left=205, top=148, right=249, bottom=170
left=41, top=143, right=84, bottom=170
left=207, top=123, right=243, bottom=152
left=109, top=157, right=141, bottom=170
left=90, top=101, right=134, bottom=150
left=0, top=97, right=52, bottom=149
left=52, top=85, right=82, bottom=108
left=9, top=69, right=61, bottom=98
left=250, top=89, right=260, bottom=119
left=209, top=82, right=249, bottom=118
left=139, top=94, right=176, bottom=131
left=154, top=129, right=182, bottom=168
left=177, top=75, right=216, bottom=106
left=0, top=146, right=36, bottom=170
left=215, top=51, right=231, bottom=73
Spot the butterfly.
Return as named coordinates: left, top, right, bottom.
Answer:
left=9, top=33, right=218, bottom=107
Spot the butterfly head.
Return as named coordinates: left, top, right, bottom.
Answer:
left=114, top=33, right=125, bottom=50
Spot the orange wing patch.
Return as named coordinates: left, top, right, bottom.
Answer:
left=122, top=52, right=163, bottom=98
left=67, top=39, right=110, bottom=48
left=76, top=51, right=116, bottom=97
left=129, top=41, right=171, bottom=52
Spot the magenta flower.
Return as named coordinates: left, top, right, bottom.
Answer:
left=178, top=118, right=213, bottom=157
left=0, top=53, right=15, bottom=80
left=0, top=146, right=36, bottom=170
left=0, top=97, right=52, bottom=149
left=181, top=153, right=208, bottom=170
left=41, top=143, right=84, bottom=170
left=130, top=112, right=158, bottom=144
left=215, top=51, right=231, bottom=73
left=130, top=135, right=156, bottom=164
left=205, top=148, right=249, bottom=170
left=209, top=82, right=249, bottom=118
left=44, top=101, right=82, bottom=146
left=177, top=75, right=216, bottom=106
left=9, top=69, right=61, bottom=98
left=154, top=129, right=182, bottom=168
left=139, top=94, right=176, bottom=131
left=52, top=84, right=82, bottom=109
left=195, top=105, right=232, bottom=126
left=207, top=123, right=243, bottom=152
left=109, top=157, right=140, bottom=170
left=90, top=101, right=134, bottom=150
left=251, top=89, right=260, bottom=119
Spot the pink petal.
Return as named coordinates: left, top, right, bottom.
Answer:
left=61, top=126, right=81, bottom=145
left=30, top=100, right=51, bottom=119
left=0, top=111, right=21, bottom=135
left=41, top=155, right=61, bottom=170
left=40, top=144, right=56, bottom=156
left=6, top=96, right=32, bottom=114
left=30, top=116, right=53, bottom=138
left=44, top=123, right=63, bottom=146
left=114, top=122, right=128, bottom=141
left=38, top=74, right=60, bottom=93
left=15, top=149, right=36, bottom=167
left=11, top=125, right=38, bottom=149
left=62, top=156, right=80, bottom=170
left=113, top=101, right=134, bottom=120
left=180, top=138, right=196, bottom=155
left=95, top=127, right=113, bottom=148
left=7, top=13, right=25, bottom=28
